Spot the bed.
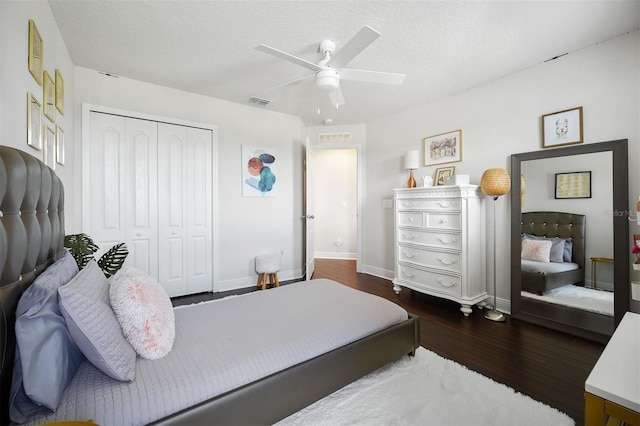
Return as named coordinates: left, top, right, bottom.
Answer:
left=0, top=145, right=420, bottom=425
left=520, top=211, right=586, bottom=295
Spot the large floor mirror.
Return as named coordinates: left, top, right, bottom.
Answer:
left=510, top=140, right=629, bottom=343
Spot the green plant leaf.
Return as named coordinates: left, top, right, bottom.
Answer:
left=64, top=233, right=99, bottom=269
left=97, top=243, right=129, bottom=278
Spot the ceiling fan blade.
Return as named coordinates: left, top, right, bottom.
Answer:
left=255, top=44, right=323, bottom=72
left=329, top=86, right=346, bottom=109
left=266, top=73, right=314, bottom=91
left=329, top=25, right=381, bottom=70
left=340, top=68, right=406, bottom=85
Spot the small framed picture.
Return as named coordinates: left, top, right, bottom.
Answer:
left=56, top=125, right=65, bottom=165
left=424, top=130, right=462, bottom=166
left=542, top=107, right=583, bottom=148
left=43, top=125, right=56, bottom=170
left=555, top=171, right=591, bottom=199
left=43, top=70, right=56, bottom=122
left=27, top=93, right=42, bottom=150
left=28, top=20, right=43, bottom=86
left=55, top=69, right=64, bottom=115
left=434, top=166, right=455, bottom=186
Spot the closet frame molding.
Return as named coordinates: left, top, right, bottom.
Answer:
left=81, top=103, right=219, bottom=292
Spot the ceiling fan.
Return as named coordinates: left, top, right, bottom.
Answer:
left=255, top=25, right=406, bottom=108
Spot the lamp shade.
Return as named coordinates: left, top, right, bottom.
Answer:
left=480, top=168, right=511, bottom=196
left=404, top=150, right=419, bottom=170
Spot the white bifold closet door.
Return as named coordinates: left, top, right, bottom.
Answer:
left=87, top=112, right=212, bottom=297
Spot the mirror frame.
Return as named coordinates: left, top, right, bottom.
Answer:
left=510, top=139, right=629, bottom=342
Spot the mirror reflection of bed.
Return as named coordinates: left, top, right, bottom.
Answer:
left=511, top=140, right=629, bottom=343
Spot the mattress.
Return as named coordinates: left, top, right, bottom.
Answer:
left=27, top=279, right=408, bottom=425
left=521, top=259, right=579, bottom=275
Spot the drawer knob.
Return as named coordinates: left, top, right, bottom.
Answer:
left=408, top=217, right=415, bottom=222
left=402, top=270, right=416, bottom=278
left=436, top=278, right=457, bottom=288
left=436, top=236, right=457, bottom=244
left=439, top=218, right=448, bottom=224
left=402, top=201, right=418, bottom=208
left=402, top=251, right=417, bottom=259
left=403, top=233, right=417, bottom=240
left=436, top=201, right=457, bottom=208
left=436, top=256, right=457, bottom=265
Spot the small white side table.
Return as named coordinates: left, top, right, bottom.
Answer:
left=585, top=311, right=640, bottom=425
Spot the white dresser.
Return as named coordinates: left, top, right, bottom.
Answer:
left=393, top=185, right=487, bottom=316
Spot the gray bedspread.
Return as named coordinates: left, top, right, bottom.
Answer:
left=28, top=279, right=408, bottom=425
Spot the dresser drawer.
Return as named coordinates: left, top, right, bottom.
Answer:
left=425, top=212, right=461, bottom=231
left=397, top=212, right=424, bottom=228
left=396, top=198, right=461, bottom=211
left=396, top=265, right=462, bottom=297
left=398, top=246, right=461, bottom=273
left=397, top=229, right=462, bottom=250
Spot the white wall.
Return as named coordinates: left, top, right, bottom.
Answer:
left=363, top=31, right=640, bottom=310
left=0, top=1, right=75, bottom=224
left=73, top=68, right=306, bottom=291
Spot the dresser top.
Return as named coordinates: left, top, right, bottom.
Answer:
left=585, top=311, right=640, bottom=412
left=394, top=185, right=483, bottom=198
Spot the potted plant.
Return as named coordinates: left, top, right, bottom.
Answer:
left=64, top=233, right=129, bottom=277
left=632, top=243, right=640, bottom=270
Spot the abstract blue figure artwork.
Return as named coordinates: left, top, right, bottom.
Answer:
left=242, top=145, right=277, bottom=197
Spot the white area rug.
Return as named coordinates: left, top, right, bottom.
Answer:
left=277, top=347, right=573, bottom=426
left=521, top=284, right=613, bottom=316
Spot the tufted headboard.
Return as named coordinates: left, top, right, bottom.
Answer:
left=0, top=145, right=65, bottom=424
left=521, top=211, right=586, bottom=269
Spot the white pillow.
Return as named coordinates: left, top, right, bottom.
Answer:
left=521, top=239, right=553, bottom=263
left=109, top=267, right=175, bottom=360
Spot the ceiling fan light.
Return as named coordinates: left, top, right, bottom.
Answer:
left=316, top=69, right=340, bottom=92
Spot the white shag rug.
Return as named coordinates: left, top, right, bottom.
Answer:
left=521, top=284, right=613, bottom=316
left=277, top=347, right=573, bottom=426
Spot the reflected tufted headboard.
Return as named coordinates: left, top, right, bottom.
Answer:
left=521, top=211, right=586, bottom=269
left=0, top=145, right=65, bottom=424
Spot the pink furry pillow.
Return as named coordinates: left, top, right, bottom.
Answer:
left=521, top=239, right=553, bottom=263
left=109, top=267, right=175, bottom=360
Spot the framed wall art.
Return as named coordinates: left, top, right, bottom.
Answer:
left=434, top=166, right=455, bottom=186
left=55, top=69, right=64, bottom=114
left=43, top=70, right=55, bottom=122
left=27, top=93, right=42, bottom=150
left=555, top=171, right=591, bottom=199
left=542, top=106, right=583, bottom=148
left=28, top=19, right=43, bottom=85
left=43, top=125, right=56, bottom=170
left=242, top=145, right=277, bottom=197
left=56, top=125, right=65, bottom=165
left=423, top=129, right=462, bottom=166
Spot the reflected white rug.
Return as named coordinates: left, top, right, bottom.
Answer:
left=277, top=347, right=573, bottom=426
left=522, top=284, right=613, bottom=316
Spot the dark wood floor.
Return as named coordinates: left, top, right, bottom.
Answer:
left=173, top=258, right=606, bottom=424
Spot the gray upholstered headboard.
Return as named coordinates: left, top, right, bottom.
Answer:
left=521, top=211, right=586, bottom=269
left=0, top=145, right=65, bottom=424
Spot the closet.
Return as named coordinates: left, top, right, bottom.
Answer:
left=84, top=110, right=214, bottom=297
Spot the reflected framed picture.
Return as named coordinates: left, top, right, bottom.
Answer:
left=27, top=93, right=42, bottom=150
left=424, top=129, right=462, bottom=166
left=555, top=171, right=591, bottom=199
left=55, top=69, right=64, bottom=115
left=43, top=125, right=55, bottom=170
left=56, top=125, right=65, bottom=165
left=434, top=166, right=455, bottom=186
left=28, top=20, right=43, bottom=85
left=542, top=106, right=583, bottom=148
left=43, top=70, right=55, bottom=122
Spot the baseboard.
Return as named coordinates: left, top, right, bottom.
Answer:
left=215, top=268, right=303, bottom=292
left=315, top=252, right=357, bottom=260
left=360, top=264, right=395, bottom=280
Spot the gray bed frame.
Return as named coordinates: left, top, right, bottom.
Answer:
left=520, top=211, right=586, bottom=295
left=0, top=145, right=419, bottom=425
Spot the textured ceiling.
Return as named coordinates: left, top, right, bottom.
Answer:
left=49, top=0, right=640, bottom=126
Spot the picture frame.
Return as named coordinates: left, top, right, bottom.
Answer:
left=55, top=69, right=64, bottom=115
left=56, top=125, right=65, bottom=165
left=434, top=166, right=455, bottom=186
left=43, top=70, right=55, bottom=122
left=27, top=93, right=42, bottom=150
left=542, top=106, right=583, bottom=148
left=423, top=129, right=462, bottom=166
left=43, top=125, right=56, bottom=170
left=28, top=19, right=43, bottom=86
left=555, top=171, right=591, bottom=199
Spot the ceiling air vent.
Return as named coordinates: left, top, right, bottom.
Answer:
left=247, top=96, right=271, bottom=106
left=318, top=132, right=352, bottom=144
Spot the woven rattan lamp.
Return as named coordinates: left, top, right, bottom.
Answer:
left=480, top=168, right=511, bottom=322
left=404, top=150, right=419, bottom=188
